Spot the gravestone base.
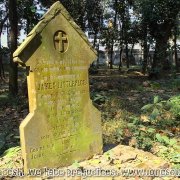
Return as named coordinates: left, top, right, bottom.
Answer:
left=21, top=101, right=102, bottom=172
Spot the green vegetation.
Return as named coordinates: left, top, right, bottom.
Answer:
left=90, top=72, right=180, bottom=169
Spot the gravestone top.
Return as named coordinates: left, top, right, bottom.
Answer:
left=13, top=1, right=96, bottom=65
left=13, top=1, right=102, bottom=172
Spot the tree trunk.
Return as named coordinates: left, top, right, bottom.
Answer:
left=93, top=30, right=98, bottom=48
left=0, top=14, right=8, bottom=80
left=8, top=0, right=18, bottom=96
left=150, top=20, right=174, bottom=79
left=151, top=37, right=169, bottom=78
left=109, top=44, right=113, bottom=69
left=142, top=41, right=149, bottom=74
left=114, top=0, right=118, bottom=29
left=130, top=43, right=136, bottom=65
left=108, top=0, right=118, bottom=70
left=131, top=44, right=134, bottom=56
left=125, top=43, right=129, bottom=68
left=119, top=47, right=123, bottom=70
left=142, top=23, right=148, bottom=74
left=173, top=31, right=178, bottom=72
left=6, top=20, right=10, bottom=47
left=96, top=40, right=100, bottom=68
left=0, top=53, right=5, bottom=80
left=118, top=15, right=124, bottom=70
left=142, top=41, right=148, bottom=74
left=26, top=18, right=30, bottom=35
left=78, top=0, right=86, bottom=32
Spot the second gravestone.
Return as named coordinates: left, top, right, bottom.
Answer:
left=13, top=1, right=102, bottom=172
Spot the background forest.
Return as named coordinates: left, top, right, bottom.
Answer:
left=0, top=0, right=180, bottom=95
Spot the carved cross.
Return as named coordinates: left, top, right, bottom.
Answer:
left=54, top=31, right=67, bottom=52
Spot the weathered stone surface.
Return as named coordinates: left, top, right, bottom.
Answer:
left=13, top=1, right=102, bottom=172
left=0, top=145, right=174, bottom=179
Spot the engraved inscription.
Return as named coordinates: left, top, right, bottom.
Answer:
left=37, top=79, right=87, bottom=91
left=29, top=135, right=79, bottom=160
left=28, top=60, right=88, bottom=158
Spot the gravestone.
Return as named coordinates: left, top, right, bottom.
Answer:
left=13, top=1, right=102, bottom=172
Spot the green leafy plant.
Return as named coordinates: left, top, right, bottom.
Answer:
left=155, top=133, right=177, bottom=146
left=91, top=93, right=107, bottom=105
left=1, top=146, right=21, bottom=158
left=115, top=128, right=124, bottom=142
left=104, top=150, right=113, bottom=161
left=141, top=96, right=164, bottom=121
left=172, top=78, right=180, bottom=90
left=72, top=160, right=80, bottom=168
left=167, top=95, right=180, bottom=117
left=126, top=116, right=155, bottom=151
left=150, top=82, right=161, bottom=89
left=156, top=145, right=180, bottom=168
left=127, top=96, right=180, bottom=161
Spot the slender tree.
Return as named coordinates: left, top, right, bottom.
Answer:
left=173, top=17, right=180, bottom=72
left=0, top=14, right=8, bottom=79
left=8, top=0, right=18, bottom=96
left=86, top=0, right=103, bottom=48
left=0, top=0, right=8, bottom=79
left=18, top=0, right=40, bottom=35
left=101, top=0, right=119, bottom=69
left=117, top=0, right=133, bottom=69
left=141, top=21, right=149, bottom=74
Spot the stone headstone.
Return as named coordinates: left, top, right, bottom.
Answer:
left=13, top=1, right=102, bottom=172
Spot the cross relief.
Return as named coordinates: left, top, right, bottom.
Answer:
left=54, top=31, right=68, bottom=53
